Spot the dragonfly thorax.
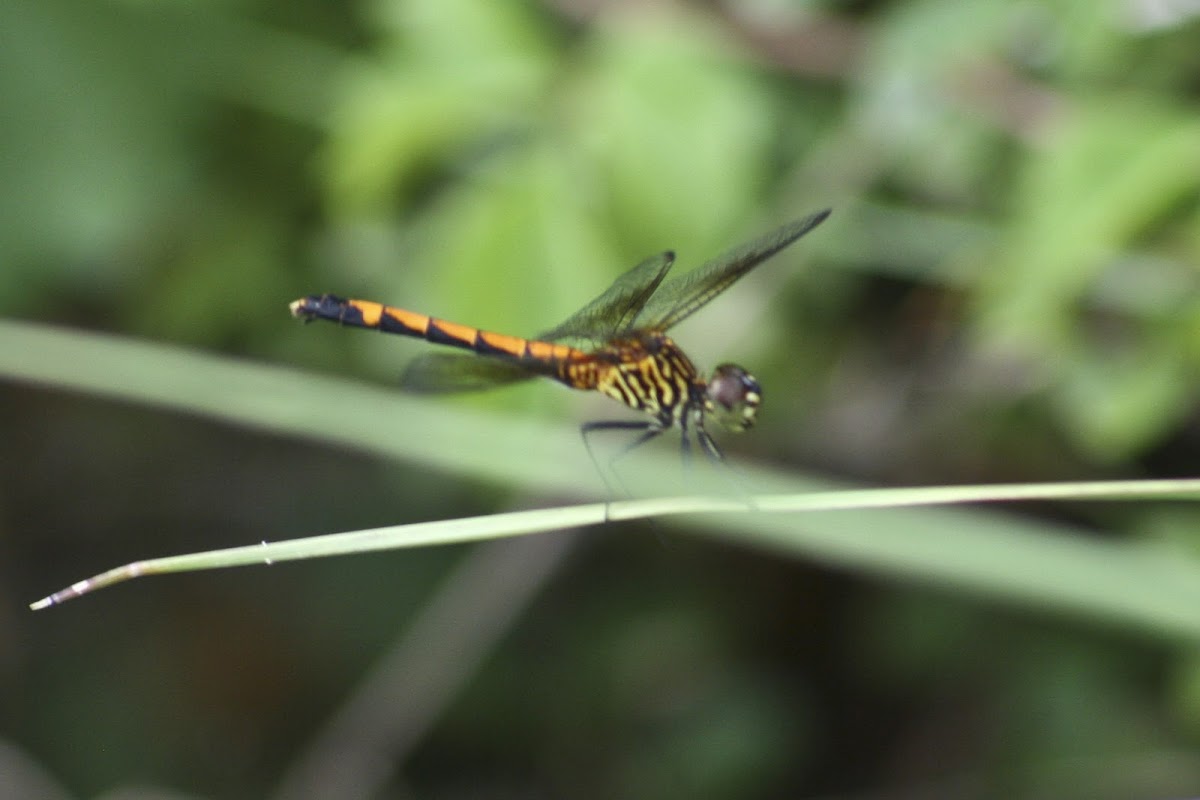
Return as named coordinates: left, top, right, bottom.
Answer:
left=566, top=333, right=697, bottom=423
left=702, top=363, right=761, bottom=432
left=570, top=333, right=761, bottom=434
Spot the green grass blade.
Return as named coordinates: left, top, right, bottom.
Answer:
left=5, top=320, right=1200, bottom=638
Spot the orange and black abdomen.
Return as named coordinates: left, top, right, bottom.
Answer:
left=289, top=294, right=580, bottom=369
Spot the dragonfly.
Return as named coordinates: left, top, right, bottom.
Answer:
left=290, top=209, right=830, bottom=470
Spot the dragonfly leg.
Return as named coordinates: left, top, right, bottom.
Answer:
left=694, top=415, right=757, bottom=509
left=693, top=421, right=725, bottom=464
left=581, top=420, right=665, bottom=517
left=679, top=415, right=694, bottom=468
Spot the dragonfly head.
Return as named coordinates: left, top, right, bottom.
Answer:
left=704, top=364, right=761, bottom=432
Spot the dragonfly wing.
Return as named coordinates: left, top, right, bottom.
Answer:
left=536, top=251, right=676, bottom=342
left=398, top=251, right=676, bottom=393
left=400, top=353, right=539, bottom=393
left=633, top=209, right=831, bottom=331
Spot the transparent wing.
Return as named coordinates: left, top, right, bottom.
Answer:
left=396, top=253, right=674, bottom=393
left=536, top=251, right=676, bottom=342
left=633, top=209, right=831, bottom=331
left=400, top=353, right=541, bottom=394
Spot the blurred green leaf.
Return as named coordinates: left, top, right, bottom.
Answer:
left=0, top=0, right=191, bottom=280
left=985, top=98, right=1200, bottom=347
left=1054, top=331, right=1193, bottom=461
left=569, top=13, right=777, bottom=251
left=977, top=96, right=1200, bottom=455
left=321, top=0, right=554, bottom=214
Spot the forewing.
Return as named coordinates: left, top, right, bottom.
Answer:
left=536, top=251, right=675, bottom=342
left=398, top=251, right=675, bottom=393
left=634, top=209, right=831, bottom=331
left=400, top=353, right=539, bottom=393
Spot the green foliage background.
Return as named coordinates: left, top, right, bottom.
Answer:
left=2, top=0, right=1200, bottom=798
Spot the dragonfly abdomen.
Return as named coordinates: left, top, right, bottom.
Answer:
left=290, top=294, right=579, bottom=366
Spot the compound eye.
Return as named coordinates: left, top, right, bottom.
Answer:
left=705, top=364, right=761, bottom=432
